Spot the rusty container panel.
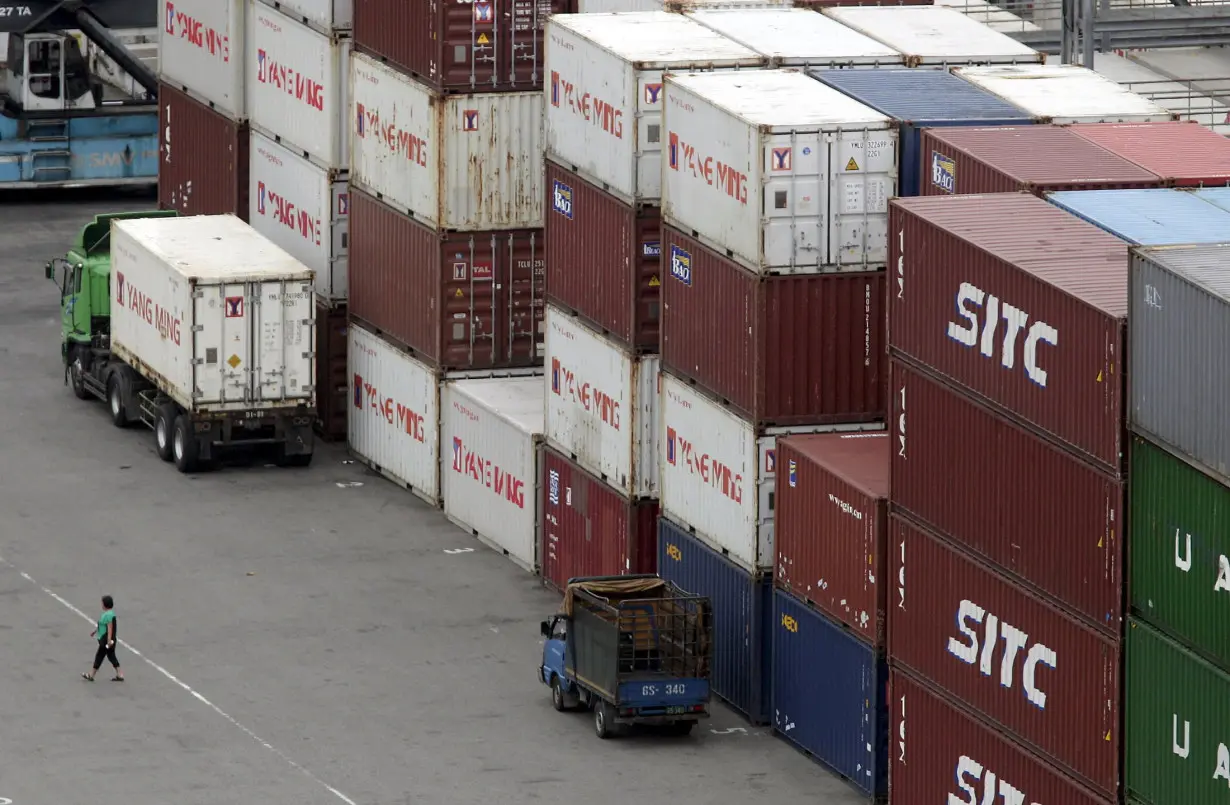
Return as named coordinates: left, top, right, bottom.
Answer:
left=1068, top=120, right=1230, bottom=188
left=157, top=81, right=250, bottom=220
left=545, top=160, right=661, bottom=354
left=662, top=226, right=885, bottom=426
left=889, top=193, right=1129, bottom=472
left=888, top=514, right=1122, bottom=798
left=919, top=125, right=1164, bottom=196
left=349, top=187, right=545, bottom=371
left=315, top=297, right=348, bottom=442
left=890, top=359, right=1124, bottom=634
left=775, top=431, right=890, bottom=647
left=353, top=0, right=571, bottom=95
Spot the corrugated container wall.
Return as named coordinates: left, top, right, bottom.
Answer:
left=810, top=68, right=1037, bottom=197
left=544, top=160, right=661, bottom=353
left=352, top=0, right=569, bottom=94
left=158, top=81, right=251, bottom=220
left=1046, top=188, right=1230, bottom=246
left=684, top=8, right=907, bottom=68
left=268, top=0, right=352, bottom=32
left=952, top=64, right=1177, bottom=123
left=772, top=590, right=887, bottom=798
left=159, top=0, right=246, bottom=119
left=888, top=516, right=1122, bottom=798
left=658, top=517, right=772, bottom=724
left=662, top=226, right=884, bottom=426
left=662, top=69, right=897, bottom=273
left=540, top=446, right=659, bottom=592
left=888, top=193, right=1129, bottom=471
left=348, top=189, right=545, bottom=371
left=775, top=432, right=889, bottom=646
left=820, top=6, right=1044, bottom=67
left=1068, top=120, right=1230, bottom=187
left=315, top=298, right=349, bottom=441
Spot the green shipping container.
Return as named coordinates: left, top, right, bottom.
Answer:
left=1126, top=618, right=1230, bottom=804
left=1129, top=435, right=1230, bottom=669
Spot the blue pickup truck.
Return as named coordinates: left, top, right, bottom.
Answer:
left=539, top=574, right=713, bottom=739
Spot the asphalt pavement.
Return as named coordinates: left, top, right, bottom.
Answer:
left=0, top=190, right=871, bottom=805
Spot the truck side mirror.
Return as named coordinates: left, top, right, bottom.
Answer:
left=540, top=619, right=552, bottom=637
left=45, top=261, right=54, bottom=280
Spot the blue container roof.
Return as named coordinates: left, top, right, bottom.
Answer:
left=1046, top=189, right=1230, bottom=246
left=1188, top=186, right=1230, bottom=213
left=809, top=68, right=1037, bottom=124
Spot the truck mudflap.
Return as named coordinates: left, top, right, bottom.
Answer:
left=614, top=678, right=711, bottom=723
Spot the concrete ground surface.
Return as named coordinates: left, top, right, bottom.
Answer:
left=0, top=190, right=871, bottom=805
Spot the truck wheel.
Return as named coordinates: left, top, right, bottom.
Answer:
left=172, top=414, right=200, bottom=474
left=551, top=677, right=568, bottom=712
left=154, top=405, right=178, bottom=462
left=594, top=701, right=615, bottom=740
left=107, top=375, right=129, bottom=428
left=275, top=447, right=313, bottom=468
left=69, top=354, right=90, bottom=401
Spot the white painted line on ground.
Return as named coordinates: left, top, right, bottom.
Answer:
left=0, top=557, right=357, bottom=805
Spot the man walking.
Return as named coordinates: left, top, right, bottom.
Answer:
left=83, top=595, right=123, bottom=682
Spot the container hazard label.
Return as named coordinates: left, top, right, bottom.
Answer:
left=227, top=354, right=242, bottom=369
left=225, top=296, right=244, bottom=318
left=845, top=157, right=860, bottom=171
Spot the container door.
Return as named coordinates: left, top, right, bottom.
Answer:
left=756, top=435, right=779, bottom=572
left=254, top=280, right=315, bottom=405
left=329, top=180, right=350, bottom=300
left=829, top=127, right=896, bottom=269
left=194, top=281, right=254, bottom=406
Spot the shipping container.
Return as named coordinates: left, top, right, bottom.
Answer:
left=888, top=515, right=1122, bottom=797
left=314, top=297, right=348, bottom=441
left=658, top=516, right=772, bottom=724
left=1129, top=243, right=1230, bottom=486
left=775, top=431, right=889, bottom=646
left=811, top=68, right=1037, bottom=197
left=440, top=376, right=545, bottom=571
left=662, top=226, right=885, bottom=426
left=544, top=160, right=661, bottom=353
left=247, top=0, right=351, bottom=170
left=953, top=64, right=1177, bottom=123
left=544, top=12, right=765, bottom=202
left=350, top=54, right=544, bottom=231
left=353, top=0, right=568, bottom=95
left=249, top=131, right=349, bottom=301
left=820, top=6, right=1043, bottom=67
left=544, top=306, right=660, bottom=500
left=260, top=0, right=352, bottom=33
left=158, top=81, right=251, bottom=220
left=684, top=9, right=905, bottom=67
left=890, top=360, right=1124, bottom=633
left=1125, top=618, right=1230, bottom=805
left=772, top=589, right=887, bottom=797
left=919, top=125, right=1164, bottom=197
left=582, top=0, right=793, bottom=8
left=1068, top=120, right=1230, bottom=187
left=159, top=0, right=246, bottom=119
left=888, top=192, right=1128, bottom=471
left=348, top=188, right=545, bottom=372
left=1047, top=188, right=1230, bottom=246
left=889, top=669, right=1115, bottom=805
left=540, top=445, right=659, bottom=592
left=662, top=69, right=896, bottom=273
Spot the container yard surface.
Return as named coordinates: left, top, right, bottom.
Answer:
left=159, top=0, right=246, bottom=119
left=820, top=6, right=1043, bottom=66
left=1046, top=187, right=1230, bottom=245
left=952, top=64, right=1176, bottom=123
left=684, top=8, right=906, bottom=67
left=158, top=82, right=251, bottom=219
left=1068, top=121, right=1230, bottom=187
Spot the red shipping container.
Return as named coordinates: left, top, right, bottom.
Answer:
left=889, top=192, right=1129, bottom=471
left=540, top=445, right=659, bottom=592
left=662, top=226, right=885, bottom=426
left=315, top=297, right=348, bottom=442
left=775, top=431, right=890, bottom=647
left=157, top=81, right=250, bottom=220
left=353, top=0, right=572, bottom=94
left=919, top=125, right=1163, bottom=197
left=890, top=668, right=1115, bottom=805
left=1069, top=120, right=1230, bottom=187
left=545, top=160, right=660, bottom=354
left=349, top=187, right=545, bottom=371
left=890, top=359, right=1123, bottom=634
left=888, top=515, right=1121, bottom=798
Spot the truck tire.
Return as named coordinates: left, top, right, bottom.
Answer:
left=172, top=414, right=200, bottom=473
left=154, top=404, right=178, bottom=462
left=107, top=374, right=129, bottom=428
left=69, top=352, right=90, bottom=400
left=276, top=447, right=313, bottom=468
left=551, top=677, right=568, bottom=712
left=594, top=700, right=615, bottom=740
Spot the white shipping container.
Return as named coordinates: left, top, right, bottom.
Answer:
left=544, top=12, right=765, bottom=202
left=348, top=323, right=441, bottom=505
left=249, top=131, right=350, bottom=301
left=821, top=6, right=1043, bottom=67
left=544, top=306, right=660, bottom=500
left=257, top=0, right=352, bottom=33
left=109, top=215, right=315, bottom=413
left=350, top=53, right=544, bottom=230
left=580, top=0, right=791, bottom=10
left=441, top=378, right=546, bottom=572
left=685, top=9, right=905, bottom=68
left=663, top=69, right=896, bottom=273
left=248, top=0, right=352, bottom=169
left=159, top=0, right=246, bottom=118
left=953, top=64, right=1179, bottom=123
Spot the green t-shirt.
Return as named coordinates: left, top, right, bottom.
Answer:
left=96, top=610, right=115, bottom=641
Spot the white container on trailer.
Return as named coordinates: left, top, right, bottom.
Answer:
left=685, top=9, right=905, bottom=68
left=580, top=0, right=792, bottom=10
left=663, top=68, right=897, bottom=273
left=544, top=12, right=765, bottom=203
left=159, top=0, right=246, bottom=118
left=256, top=0, right=352, bottom=33
left=953, top=64, right=1179, bottom=123
left=821, top=6, right=1044, bottom=67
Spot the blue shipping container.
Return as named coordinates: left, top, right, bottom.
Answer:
left=772, top=589, right=887, bottom=799
left=658, top=516, right=772, bottom=725
left=1046, top=188, right=1230, bottom=245
left=809, top=68, right=1037, bottom=197
left=1189, top=186, right=1230, bottom=212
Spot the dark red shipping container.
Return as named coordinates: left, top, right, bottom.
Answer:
left=662, top=226, right=884, bottom=426
left=890, top=669, right=1115, bottom=805
left=540, top=445, right=659, bottom=593
left=353, top=0, right=571, bottom=94
left=888, top=193, right=1129, bottom=471
left=888, top=515, right=1122, bottom=798
left=775, top=431, right=889, bottom=647
left=1069, top=120, right=1230, bottom=187
left=349, top=187, right=545, bottom=372
left=919, top=125, right=1163, bottom=197
left=890, top=359, right=1124, bottom=633
left=157, top=81, right=250, bottom=220
left=315, top=297, right=348, bottom=442
left=545, top=160, right=660, bottom=354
